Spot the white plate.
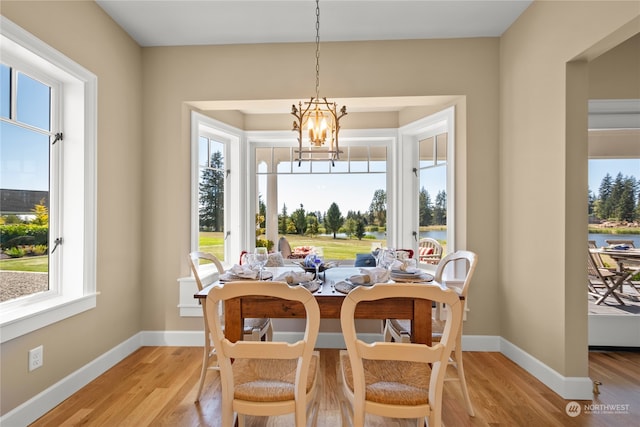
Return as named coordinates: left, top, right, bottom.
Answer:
left=391, top=273, right=434, bottom=283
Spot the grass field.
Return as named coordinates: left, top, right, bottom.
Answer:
left=0, top=255, right=48, bottom=272
left=197, top=232, right=387, bottom=262
left=0, top=231, right=432, bottom=272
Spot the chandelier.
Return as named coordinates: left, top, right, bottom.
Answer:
left=292, top=0, right=347, bottom=165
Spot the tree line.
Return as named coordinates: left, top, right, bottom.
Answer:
left=258, top=187, right=447, bottom=240
left=197, top=150, right=450, bottom=236
left=589, top=172, right=639, bottom=222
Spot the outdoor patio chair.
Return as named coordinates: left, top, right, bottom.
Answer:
left=587, top=249, right=631, bottom=305
left=418, top=238, right=443, bottom=264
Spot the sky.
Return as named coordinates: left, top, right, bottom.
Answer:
left=275, top=173, right=387, bottom=214
left=269, top=163, right=447, bottom=215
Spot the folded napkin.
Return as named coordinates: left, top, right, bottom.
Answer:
left=390, top=259, right=419, bottom=273
left=349, top=267, right=390, bottom=285
left=274, top=271, right=315, bottom=285
left=227, top=264, right=259, bottom=279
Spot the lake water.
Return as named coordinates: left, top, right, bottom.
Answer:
left=324, top=230, right=447, bottom=241
left=588, top=233, right=639, bottom=248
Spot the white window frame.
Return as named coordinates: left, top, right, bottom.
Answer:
left=190, top=112, right=243, bottom=264
left=246, top=128, right=397, bottom=251
left=0, top=17, right=97, bottom=343
left=399, top=106, right=455, bottom=266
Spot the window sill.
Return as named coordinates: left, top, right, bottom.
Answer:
left=0, top=293, right=98, bottom=343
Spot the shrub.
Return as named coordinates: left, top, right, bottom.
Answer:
left=5, top=247, right=25, bottom=258
left=256, top=238, right=274, bottom=252
left=0, top=224, right=48, bottom=249
left=32, top=245, right=48, bottom=256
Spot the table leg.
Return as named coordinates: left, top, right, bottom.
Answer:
left=225, top=298, right=243, bottom=343
left=412, top=299, right=432, bottom=346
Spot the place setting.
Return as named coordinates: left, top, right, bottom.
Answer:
left=273, top=270, right=319, bottom=292
left=219, top=247, right=273, bottom=282
left=334, top=267, right=391, bottom=294
left=389, top=259, right=434, bottom=283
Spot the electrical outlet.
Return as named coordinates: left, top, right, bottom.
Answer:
left=29, top=345, right=43, bottom=371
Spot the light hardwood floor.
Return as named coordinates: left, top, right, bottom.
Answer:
left=30, top=347, right=640, bottom=426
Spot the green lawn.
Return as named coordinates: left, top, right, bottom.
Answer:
left=199, top=231, right=384, bottom=261
left=0, top=255, right=48, bottom=272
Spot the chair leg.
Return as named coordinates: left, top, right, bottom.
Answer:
left=595, top=275, right=628, bottom=305
left=452, top=344, right=475, bottom=416
left=195, top=334, right=211, bottom=402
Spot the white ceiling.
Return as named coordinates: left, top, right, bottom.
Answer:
left=96, top=0, right=533, bottom=47
left=96, top=0, right=532, bottom=114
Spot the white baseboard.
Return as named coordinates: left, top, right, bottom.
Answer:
left=1, top=331, right=592, bottom=426
left=1, top=333, right=142, bottom=427
left=499, top=338, right=592, bottom=400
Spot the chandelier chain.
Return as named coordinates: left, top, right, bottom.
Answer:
left=315, top=0, right=320, bottom=100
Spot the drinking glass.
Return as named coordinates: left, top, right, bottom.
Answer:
left=312, top=248, right=324, bottom=282
left=377, top=248, right=396, bottom=270
left=254, top=247, right=268, bottom=280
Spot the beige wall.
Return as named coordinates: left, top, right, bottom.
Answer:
left=140, top=37, right=502, bottom=336
left=500, top=1, right=639, bottom=376
left=589, top=33, right=640, bottom=99
left=0, top=1, right=143, bottom=414
left=1, top=0, right=638, bottom=417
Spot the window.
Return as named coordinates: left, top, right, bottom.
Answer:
left=197, top=135, right=226, bottom=261
left=252, top=134, right=392, bottom=260
left=1, top=63, right=55, bottom=301
left=400, top=106, right=455, bottom=264
left=0, top=17, right=97, bottom=343
left=191, top=113, right=241, bottom=264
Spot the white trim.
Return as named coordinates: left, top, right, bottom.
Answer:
left=398, top=106, right=455, bottom=255
left=190, top=111, right=243, bottom=262
left=0, top=17, right=98, bottom=343
left=0, top=333, right=141, bottom=427
left=588, top=99, right=640, bottom=129
left=499, top=337, right=592, bottom=400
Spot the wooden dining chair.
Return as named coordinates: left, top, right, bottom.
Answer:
left=206, top=280, right=321, bottom=427
left=188, top=252, right=273, bottom=403
left=383, top=250, right=478, bottom=416
left=339, top=283, right=462, bottom=427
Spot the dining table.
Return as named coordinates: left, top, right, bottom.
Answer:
left=591, top=247, right=640, bottom=272
left=194, top=265, right=435, bottom=345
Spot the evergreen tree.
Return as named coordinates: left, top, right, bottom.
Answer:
left=434, top=190, right=447, bottom=225
left=199, top=151, right=224, bottom=231
left=290, top=204, right=307, bottom=235
left=368, top=189, right=387, bottom=227
left=325, top=202, right=344, bottom=239
left=31, top=198, right=49, bottom=226
left=595, top=173, right=613, bottom=219
left=419, top=187, right=433, bottom=226
left=279, top=204, right=288, bottom=234
left=355, top=218, right=366, bottom=240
